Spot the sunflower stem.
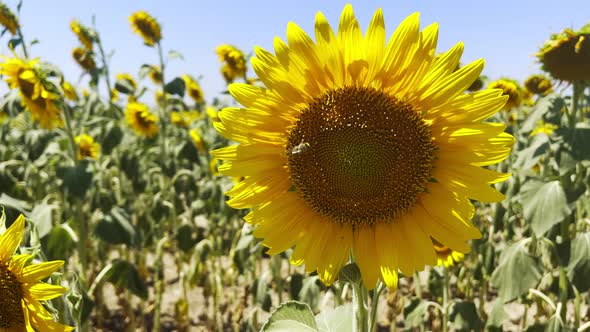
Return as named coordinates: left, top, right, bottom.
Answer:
left=442, top=267, right=450, bottom=332
left=16, top=27, right=29, bottom=58
left=352, top=281, right=369, bottom=332
left=156, top=41, right=168, bottom=161
left=414, top=272, right=426, bottom=332
left=369, top=281, right=385, bottom=332
left=154, top=235, right=168, bottom=332
left=94, top=30, right=117, bottom=114
left=569, top=81, right=583, bottom=128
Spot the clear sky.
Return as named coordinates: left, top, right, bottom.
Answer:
left=1, top=0, right=589, bottom=102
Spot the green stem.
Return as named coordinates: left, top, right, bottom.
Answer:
left=352, top=281, right=369, bottom=332
left=154, top=236, right=168, bottom=332
left=16, top=27, right=29, bottom=58
left=62, top=105, right=79, bottom=164
left=95, top=34, right=118, bottom=114
left=414, top=272, right=425, bottom=332
left=369, top=282, right=385, bottom=332
left=156, top=42, right=168, bottom=160
left=569, top=81, right=583, bottom=128
left=442, top=268, right=450, bottom=332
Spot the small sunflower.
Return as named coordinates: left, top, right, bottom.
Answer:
left=212, top=5, right=513, bottom=289
left=147, top=65, right=162, bottom=84
left=432, top=239, right=464, bottom=268
left=182, top=74, right=205, bottom=104
left=216, top=44, right=247, bottom=83
left=70, top=19, right=94, bottom=50
left=524, top=74, right=553, bottom=96
left=0, top=214, right=74, bottom=331
left=537, top=26, right=590, bottom=81
left=72, top=47, right=96, bottom=71
left=115, top=73, right=138, bottom=94
left=0, top=2, right=19, bottom=35
left=75, top=134, right=100, bottom=160
left=189, top=129, right=206, bottom=154
left=0, top=57, right=63, bottom=129
left=129, top=11, right=162, bottom=47
left=62, top=81, right=79, bottom=102
left=125, top=102, right=159, bottom=138
left=530, top=120, right=558, bottom=137
left=487, top=79, right=522, bottom=110
left=171, top=111, right=200, bottom=128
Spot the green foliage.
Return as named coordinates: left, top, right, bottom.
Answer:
left=261, top=301, right=317, bottom=332
left=105, top=259, right=149, bottom=299
left=521, top=180, right=570, bottom=236
left=567, top=233, right=590, bottom=292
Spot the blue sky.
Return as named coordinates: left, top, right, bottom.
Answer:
left=1, top=1, right=588, bottom=102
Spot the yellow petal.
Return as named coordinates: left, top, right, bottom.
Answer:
left=0, top=214, right=25, bottom=261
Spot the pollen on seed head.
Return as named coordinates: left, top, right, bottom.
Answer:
left=286, top=86, right=436, bottom=226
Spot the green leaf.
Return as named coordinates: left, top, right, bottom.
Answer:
left=567, top=233, right=590, bottom=292
left=28, top=198, right=58, bottom=238
left=316, top=303, right=352, bottom=332
left=176, top=223, right=198, bottom=253
left=57, top=163, right=93, bottom=198
left=555, top=127, right=590, bottom=161
left=338, top=263, right=362, bottom=286
left=42, top=224, right=77, bottom=261
left=449, top=301, right=483, bottom=332
left=289, top=273, right=304, bottom=301
left=403, top=298, right=429, bottom=328
left=167, top=50, right=184, bottom=61
left=8, top=38, right=22, bottom=49
left=0, top=193, right=31, bottom=213
left=94, top=207, right=136, bottom=246
left=485, top=300, right=506, bottom=330
left=253, top=275, right=272, bottom=312
left=299, top=276, right=321, bottom=312
left=521, top=180, right=571, bottom=236
left=513, top=134, right=550, bottom=172
left=490, top=239, right=543, bottom=302
left=261, top=301, right=318, bottom=332
left=521, top=94, right=564, bottom=133
left=106, top=259, right=148, bottom=299
left=164, top=77, right=186, bottom=97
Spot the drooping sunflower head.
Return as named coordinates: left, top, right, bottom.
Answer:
left=182, top=74, right=205, bottom=103
left=116, top=72, right=138, bottom=94
left=0, top=56, right=64, bottom=129
left=189, top=128, right=207, bottom=154
left=432, top=238, right=464, bottom=268
left=216, top=44, right=247, bottom=83
left=147, top=65, right=162, bottom=84
left=62, top=81, right=79, bottom=102
left=0, top=214, right=74, bottom=331
left=125, top=102, right=159, bottom=138
left=72, top=46, right=96, bottom=71
left=213, top=5, right=513, bottom=289
left=70, top=19, right=94, bottom=50
left=129, top=11, right=162, bottom=47
left=75, top=134, right=100, bottom=160
left=0, top=2, right=19, bottom=35
left=537, top=25, right=590, bottom=82
left=524, top=74, right=553, bottom=96
left=487, top=79, right=522, bottom=110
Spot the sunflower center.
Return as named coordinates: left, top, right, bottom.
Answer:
left=135, top=111, right=154, bottom=129
left=287, top=86, right=435, bottom=225
left=0, top=262, right=25, bottom=328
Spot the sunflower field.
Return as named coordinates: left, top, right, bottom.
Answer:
left=1, top=2, right=590, bottom=332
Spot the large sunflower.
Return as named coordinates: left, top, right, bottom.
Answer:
left=213, top=5, right=513, bottom=289
left=129, top=11, right=162, bottom=47
left=75, top=134, right=100, bottom=160
left=125, top=102, right=159, bottom=138
left=0, top=57, right=63, bottom=129
left=0, top=214, right=74, bottom=331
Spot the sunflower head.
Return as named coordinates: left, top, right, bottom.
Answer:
left=129, top=11, right=162, bottom=47
left=0, top=56, right=64, bottom=129
left=147, top=65, right=162, bottom=84
left=0, top=2, right=19, bottom=35
left=0, top=214, right=74, bottom=331
left=189, top=129, right=206, bottom=154
left=75, top=134, right=100, bottom=160
left=432, top=239, right=464, bottom=268
left=62, top=81, right=79, bottom=102
left=216, top=44, right=247, bottom=83
left=171, top=110, right=200, bottom=128
left=212, top=5, right=513, bottom=289
left=72, top=47, right=96, bottom=71
left=487, top=79, right=522, bottom=110
left=70, top=19, right=94, bottom=50
left=182, top=74, right=204, bottom=103
left=115, top=72, right=138, bottom=94
left=125, top=102, right=159, bottom=138
left=524, top=74, right=553, bottom=96
left=538, top=25, right=590, bottom=82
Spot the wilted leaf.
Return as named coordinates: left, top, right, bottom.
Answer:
left=164, top=77, right=186, bottom=97
left=106, top=259, right=148, bottom=299
left=403, top=298, right=429, bottom=328
left=261, top=301, right=318, bottom=332
left=521, top=180, right=570, bottom=236
left=449, top=301, right=483, bottom=332
left=0, top=193, right=31, bottom=214
left=29, top=198, right=59, bottom=238
left=57, top=163, right=93, bottom=198
left=490, top=240, right=543, bottom=302
left=94, top=207, right=136, bottom=245
left=521, top=94, right=564, bottom=133
left=42, top=224, right=76, bottom=261
left=567, top=233, right=590, bottom=292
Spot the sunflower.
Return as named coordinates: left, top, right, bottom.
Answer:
left=0, top=2, right=19, bottom=35
left=182, top=74, right=205, bottom=104
left=62, top=81, right=79, bottom=102
left=129, top=11, right=161, bottom=47
left=206, top=106, right=220, bottom=123
left=487, top=79, right=522, bottom=110
left=0, top=214, right=74, bottom=331
left=72, top=47, right=96, bottom=71
left=189, top=129, right=206, bottom=154
left=70, top=19, right=94, bottom=50
left=171, top=111, right=200, bottom=128
left=216, top=44, right=247, bottom=83
left=524, top=74, right=553, bottom=96
left=212, top=5, right=513, bottom=289
left=125, top=102, right=159, bottom=138
left=0, top=57, right=63, bottom=129
left=537, top=27, right=590, bottom=81
left=116, top=73, right=138, bottom=93
left=530, top=120, right=558, bottom=137
left=432, top=239, right=464, bottom=268
left=75, top=134, right=100, bottom=160
left=147, top=65, right=162, bottom=84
